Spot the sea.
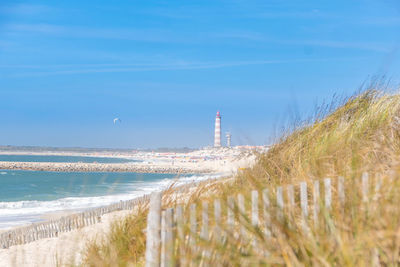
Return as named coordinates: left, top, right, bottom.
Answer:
left=0, top=154, right=136, bottom=164
left=0, top=155, right=214, bottom=229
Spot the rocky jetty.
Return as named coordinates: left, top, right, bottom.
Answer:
left=0, top=161, right=212, bottom=174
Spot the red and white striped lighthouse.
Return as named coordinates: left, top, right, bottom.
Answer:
left=214, top=111, right=221, bottom=147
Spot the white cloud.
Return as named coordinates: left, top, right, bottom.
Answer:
left=5, top=22, right=393, bottom=53
left=214, top=31, right=393, bottom=53
left=281, top=39, right=393, bottom=53
left=3, top=23, right=186, bottom=43
left=8, top=57, right=360, bottom=77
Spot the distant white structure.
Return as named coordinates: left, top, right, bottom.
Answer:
left=226, top=132, right=231, bottom=147
left=214, top=111, right=221, bottom=147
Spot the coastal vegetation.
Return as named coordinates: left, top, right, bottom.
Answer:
left=83, top=85, right=400, bottom=266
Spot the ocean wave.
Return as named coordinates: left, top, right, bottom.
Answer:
left=0, top=173, right=222, bottom=228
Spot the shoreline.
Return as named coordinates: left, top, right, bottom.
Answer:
left=0, top=172, right=225, bottom=230
left=0, top=149, right=256, bottom=266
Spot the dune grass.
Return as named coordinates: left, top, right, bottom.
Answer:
left=83, top=206, right=148, bottom=266
left=83, top=86, right=400, bottom=266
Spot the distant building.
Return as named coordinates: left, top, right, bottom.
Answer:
left=214, top=111, right=221, bottom=147
left=226, top=132, right=231, bottom=147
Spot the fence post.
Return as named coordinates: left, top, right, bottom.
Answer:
left=324, top=178, right=332, bottom=209
left=201, top=202, right=209, bottom=240
left=286, top=184, right=295, bottom=229
left=299, top=181, right=310, bottom=234
left=175, top=206, right=184, bottom=241
left=374, top=173, right=383, bottom=201
left=300, top=182, right=308, bottom=218
left=161, top=211, right=166, bottom=267
left=251, top=191, right=259, bottom=227
left=287, top=185, right=295, bottom=206
left=238, top=194, right=246, bottom=238
left=189, top=203, right=197, bottom=265
left=372, top=247, right=380, bottom=267
left=227, top=196, right=235, bottom=229
left=313, top=180, right=320, bottom=227
left=251, top=190, right=259, bottom=248
left=190, top=203, right=197, bottom=246
left=175, top=205, right=186, bottom=266
left=145, top=192, right=162, bottom=267
left=201, top=202, right=210, bottom=263
left=262, top=189, right=271, bottom=238
left=338, top=176, right=345, bottom=207
left=162, top=208, right=174, bottom=267
left=362, top=172, right=369, bottom=203
left=214, top=199, right=221, bottom=242
left=276, top=186, right=284, bottom=225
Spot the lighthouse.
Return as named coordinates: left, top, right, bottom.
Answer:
left=214, top=111, right=221, bottom=147
left=226, top=132, right=232, bottom=147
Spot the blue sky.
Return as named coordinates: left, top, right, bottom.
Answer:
left=1, top=0, right=400, bottom=148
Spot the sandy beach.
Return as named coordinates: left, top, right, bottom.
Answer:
left=0, top=210, right=131, bottom=266
left=0, top=147, right=258, bottom=174
left=0, top=147, right=257, bottom=266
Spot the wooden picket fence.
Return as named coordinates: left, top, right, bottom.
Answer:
left=0, top=178, right=212, bottom=250
left=145, top=172, right=386, bottom=266
left=0, top=195, right=150, bottom=249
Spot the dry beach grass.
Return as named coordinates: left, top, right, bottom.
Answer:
left=83, top=86, right=400, bottom=266
left=3, top=86, right=396, bottom=266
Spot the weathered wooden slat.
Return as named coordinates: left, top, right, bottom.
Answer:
left=251, top=190, right=259, bottom=227
left=176, top=205, right=184, bottom=240
left=324, top=178, right=332, bottom=209
left=200, top=202, right=210, bottom=263
left=163, top=208, right=174, bottom=267
left=190, top=203, right=197, bottom=246
left=287, top=185, right=295, bottom=207
left=300, top=182, right=308, bottom=218
left=276, top=186, right=284, bottom=225
left=263, top=189, right=271, bottom=238
left=338, top=176, right=345, bottom=206
left=374, top=174, right=383, bottom=201
left=251, top=190, right=259, bottom=248
left=145, top=192, right=162, bottom=267
left=238, top=194, right=246, bottom=238
left=160, top=211, right=166, bottom=267
left=175, top=205, right=186, bottom=266
left=362, top=172, right=369, bottom=203
left=313, top=180, right=320, bottom=226
left=0, top=191, right=158, bottom=249
left=201, top=202, right=209, bottom=240
left=227, top=196, right=235, bottom=228
left=214, top=199, right=221, bottom=242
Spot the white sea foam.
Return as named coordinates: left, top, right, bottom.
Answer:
left=0, top=173, right=222, bottom=229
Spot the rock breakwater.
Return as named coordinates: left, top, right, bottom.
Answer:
left=0, top=161, right=212, bottom=174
